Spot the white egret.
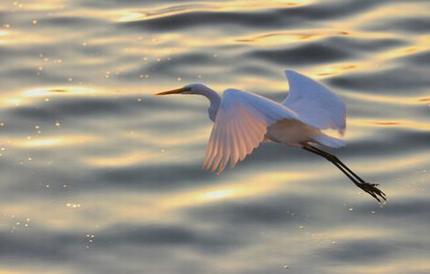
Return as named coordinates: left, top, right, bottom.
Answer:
left=156, top=69, right=386, bottom=203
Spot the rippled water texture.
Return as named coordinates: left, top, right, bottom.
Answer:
left=1, top=0, right=430, bottom=273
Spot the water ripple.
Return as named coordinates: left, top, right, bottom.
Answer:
left=248, top=42, right=353, bottom=66
left=0, top=0, right=430, bottom=273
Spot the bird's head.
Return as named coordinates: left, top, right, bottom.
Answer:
left=156, top=83, right=220, bottom=121
left=156, top=83, right=211, bottom=96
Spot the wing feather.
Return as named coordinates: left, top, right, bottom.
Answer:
left=218, top=124, right=231, bottom=173
left=204, top=89, right=297, bottom=173
left=282, top=69, right=346, bottom=134
left=203, top=128, right=216, bottom=169
left=229, top=120, right=241, bottom=167
left=235, top=121, right=248, bottom=161
left=205, top=123, right=218, bottom=170
left=211, top=124, right=224, bottom=172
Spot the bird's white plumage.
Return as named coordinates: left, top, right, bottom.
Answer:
left=156, top=71, right=388, bottom=203
left=159, top=69, right=347, bottom=173
left=155, top=70, right=387, bottom=203
left=203, top=89, right=298, bottom=173
left=282, top=70, right=346, bottom=134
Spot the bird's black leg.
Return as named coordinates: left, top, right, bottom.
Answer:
left=303, top=146, right=362, bottom=189
left=303, top=144, right=387, bottom=203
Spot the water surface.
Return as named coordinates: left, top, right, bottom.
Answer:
left=1, top=0, right=430, bottom=273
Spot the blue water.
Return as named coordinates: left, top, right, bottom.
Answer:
left=0, top=0, right=430, bottom=273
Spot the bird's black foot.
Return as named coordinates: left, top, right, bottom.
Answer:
left=356, top=182, right=387, bottom=203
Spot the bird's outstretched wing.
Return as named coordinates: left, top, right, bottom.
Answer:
left=203, top=89, right=297, bottom=173
left=282, top=70, right=346, bottom=135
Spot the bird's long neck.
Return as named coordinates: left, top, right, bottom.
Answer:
left=199, top=87, right=221, bottom=122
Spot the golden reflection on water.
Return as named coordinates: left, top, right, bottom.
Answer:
left=0, top=171, right=309, bottom=230
left=23, top=86, right=99, bottom=97
left=7, top=135, right=98, bottom=149
left=115, top=0, right=311, bottom=22
left=359, top=151, right=430, bottom=175
left=121, top=125, right=210, bottom=148
left=82, top=150, right=177, bottom=167
left=353, top=119, right=430, bottom=132
left=236, top=30, right=350, bottom=45
left=309, top=38, right=430, bottom=78
left=159, top=172, right=307, bottom=210
left=315, top=64, right=357, bottom=77
left=0, top=86, right=120, bottom=108
left=328, top=260, right=430, bottom=274
left=0, top=0, right=65, bottom=11
left=0, top=0, right=430, bottom=273
left=0, top=89, right=77, bottom=108
left=376, top=36, right=430, bottom=61
left=327, top=227, right=396, bottom=241
left=0, top=29, right=54, bottom=46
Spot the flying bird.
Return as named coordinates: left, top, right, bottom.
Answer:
left=156, top=70, right=386, bottom=203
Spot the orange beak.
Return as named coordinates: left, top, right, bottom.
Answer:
left=155, top=87, right=190, bottom=96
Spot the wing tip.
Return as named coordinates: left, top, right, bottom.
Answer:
left=284, top=69, right=300, bottom=80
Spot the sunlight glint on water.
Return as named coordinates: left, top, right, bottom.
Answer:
left=0, top=0, right=430, bottom=273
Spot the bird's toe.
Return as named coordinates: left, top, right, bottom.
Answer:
left=358, top=182, right=387, bottom=203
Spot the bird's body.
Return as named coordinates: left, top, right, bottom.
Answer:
left=267, top=119, right=319, bottom=146
left=156, top=69, right=386, bottom=203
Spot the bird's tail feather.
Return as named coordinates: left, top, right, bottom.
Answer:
left=312, top=135, right=345, bottom=148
